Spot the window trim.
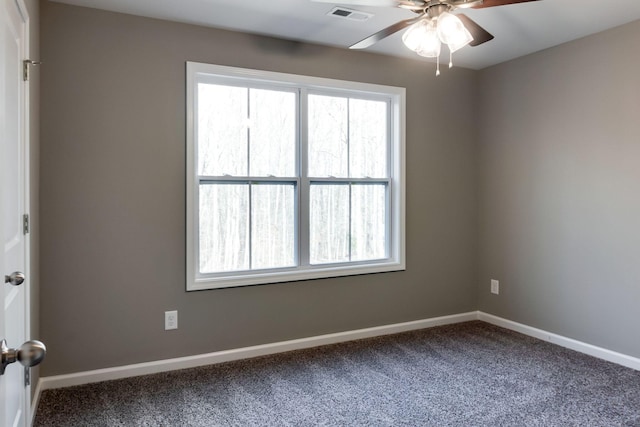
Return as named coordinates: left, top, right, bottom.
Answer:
left=186, top=62, right=406, bottom=291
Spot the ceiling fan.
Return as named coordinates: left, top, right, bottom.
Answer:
left=313, top=0, right=541, bottom=73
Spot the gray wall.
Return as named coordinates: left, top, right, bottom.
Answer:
left=478, top=20, right=640, bottom=357
left=40, top=2, right=478, bottom=376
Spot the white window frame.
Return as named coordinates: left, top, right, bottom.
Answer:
left=186, top=62, right=405, bottom=291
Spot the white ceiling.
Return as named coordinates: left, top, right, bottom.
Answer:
left=52, top=0, right=640, bottom=69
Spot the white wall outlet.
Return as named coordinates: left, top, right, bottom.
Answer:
left=165, top=310, right=178, bottom=330
left=491, top=279, right=500, bottom=295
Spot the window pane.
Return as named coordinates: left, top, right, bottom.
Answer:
left=199, top=183, right=249, bottom=273
left=308, top=94, right=348, bottom=177
left=198, top=84, right=248, bottom=176
left=251, top=184, right=296, bottom=269
left=310, top=184, right=349, bottom=264
left=351, top=184, right=386, bottom=261
left=249, top=89, right=296, bottom=177
left=350, top=99, right=388, bottom=178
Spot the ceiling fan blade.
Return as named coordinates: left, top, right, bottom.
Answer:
left=350, top=16, right=423, bottom=49
left=311, top=0, right=398, bottom=6
left=472, top=0, right=540, bottom=9
left=456, top=13, right=494, bottom=46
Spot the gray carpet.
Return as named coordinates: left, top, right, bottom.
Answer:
left=34, top=321, right=640, bottom=426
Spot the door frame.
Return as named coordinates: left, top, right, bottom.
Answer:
left=8, top=0, right=33, bottom=423
left=19, top=0, right=33, bottom=422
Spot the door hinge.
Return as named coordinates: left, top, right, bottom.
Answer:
left=23, top=214, right=30, bottom=235
left=23, top=59, right=42, bottom=81
left=24, top=367, right=30, bottom=386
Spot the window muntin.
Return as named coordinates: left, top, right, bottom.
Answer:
left=187, top=62, right=405, bottom=290
left=198, top=181, right=296, bottom=274
left=309, top=183, right=387, bottom=265
left=197, top=84, right=296, bottom=177
left=308, top=94, right=388, bottom=179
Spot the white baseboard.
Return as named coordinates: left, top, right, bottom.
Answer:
left=477, top=312, right=640, bottom=371
left=31, top=380, right=43, bottom=426
left=38, top=311, right=477, bottom=391
left=34, top=310, right=640, bottom=415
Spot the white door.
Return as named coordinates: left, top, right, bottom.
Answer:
left=1, top=0, right=31, bottom=425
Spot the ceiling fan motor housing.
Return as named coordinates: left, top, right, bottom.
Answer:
left=411, top=0, right=484, bottom=16
left=446, top=0, right=485, bottom=8
left=426, top=4, right=450, bottom=18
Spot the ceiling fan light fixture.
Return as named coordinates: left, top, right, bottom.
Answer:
left=415, top=22, right=441, bottom=58
left=401, top=19, right=429, bottom=51
left=437, top=12, right=473, bottom=52
left=401, top=11, right=475, bottom=75
left=402, top=19, right=441, bottom=58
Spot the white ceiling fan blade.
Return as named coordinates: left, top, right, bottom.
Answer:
left=311, top=0, right=398, bottom=7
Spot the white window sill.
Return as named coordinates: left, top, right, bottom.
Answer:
left=188, top=260, right=406, bottom=291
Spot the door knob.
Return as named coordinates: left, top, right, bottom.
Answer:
left=0, top=339, right=46, bottom=375
left=4, top=271, right=25, bottom=286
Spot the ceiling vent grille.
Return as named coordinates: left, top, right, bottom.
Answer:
left=327, top=7, right=373, bottom=21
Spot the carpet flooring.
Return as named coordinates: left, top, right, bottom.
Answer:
left=34, top=321, right=640, bottom=426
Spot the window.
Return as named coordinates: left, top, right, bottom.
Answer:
left=187, top=62, right=405, bottom=290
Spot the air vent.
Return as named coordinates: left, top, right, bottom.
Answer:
left=327, top=7, right=373, bottom=21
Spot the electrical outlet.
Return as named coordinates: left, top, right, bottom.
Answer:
left=491, top=279, right=499, bottom=295
left=165, top=310, right=178, bottom=330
